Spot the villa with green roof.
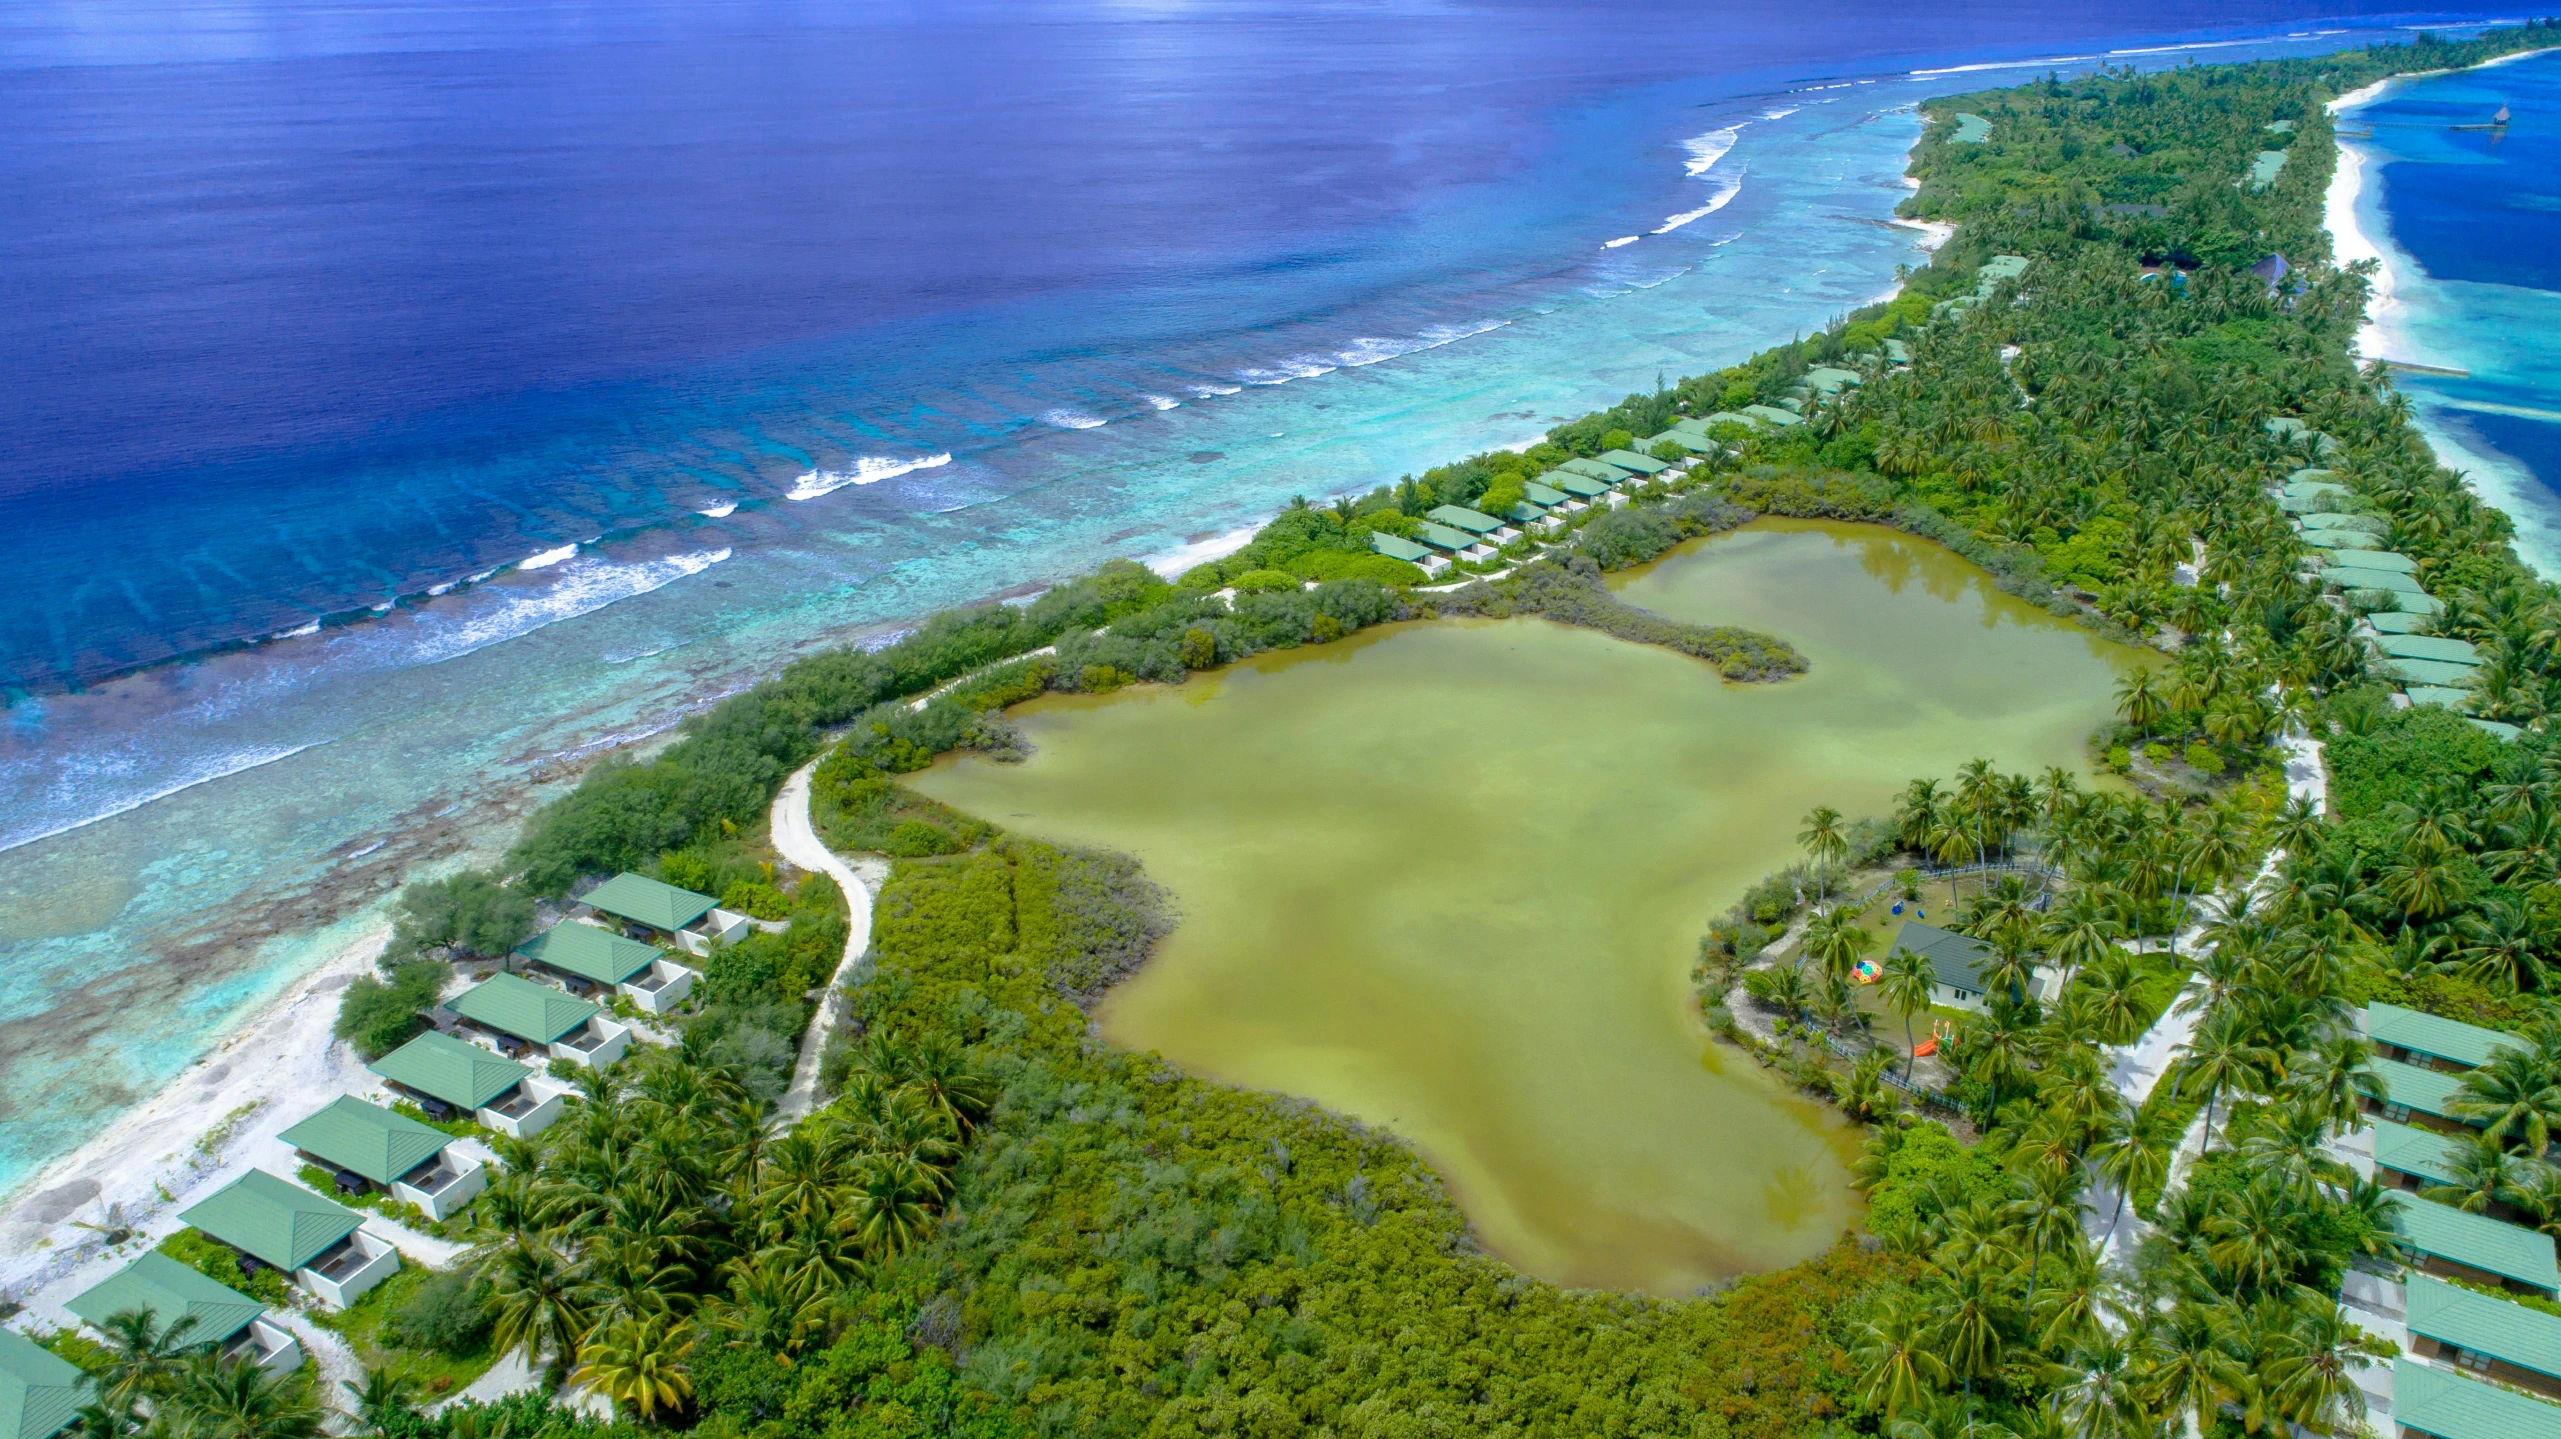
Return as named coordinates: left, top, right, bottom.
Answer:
left=514, top=919, right=698, bottom=1015
left=369, top=1028, right=564, bottom=1139
left=445, top=971, right=631, bottom=1069
left=2390, top=1193, right=2561, bottom=1299
left=2395, top=1355, right=2561, bottom=1439
left=1595, top=449, right=1668, bottom=478
left=0, top=1329, right=89, bottom=1439
left=63, top=1252, right=301, bottom=1378
left=580, top=871, right=749, bottom=958
left=2373, top=1118, right=2471, bottom=1193
left=1367, top=532, right=1448, bottom=577
left=178, top=1168, right=399, bottom=1308
left=2369, top=1002, right=2522, bottom=1073
left=277, top=1095, right=486, bottom=1220
left=1555, top=458, right=1627, bottom=487
left=1642, top=429, right=1714, bottom=455
left=2368, top=1056, right=2477, bottom=1135
left=1424, top=505, right=1515, bottom=545
left=1538, top=471, right=1610, bottom=501
left=2407, top=1272, right=2561, bottom=1401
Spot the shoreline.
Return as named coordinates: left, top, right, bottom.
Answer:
left=2322, top=49, right=2561, bottom=579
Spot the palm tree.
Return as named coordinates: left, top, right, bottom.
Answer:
left=1853, top=1291, right=1950, bottom=1418
left=2037, top=891, right=2115, bottom=990
left=165, top=1352, right=328, bottom=1439
left=341, top=1368, right=422, bottom=1438
left=2170, top=1012, right=2264, bottom=1149
left=2259, top=1301, right=2390, bottom=1436
left=483, top=1232, right=592, bottom=1374
left=2449, top=1046, right=2561, bottom=1156
left=1803, top=903, right=1873, bottom=990
left=2114, top=668, right=2167, bottom=738
left=2006, top=1165, right=2087, bottom=1314
left=2137, top=1301, right=2240, bottom=1436
left=92, top=1307, right=201, bottom=1417
left=839, top=1153, right=937, bottom=1257
left=2425, top=1131, right=2529, bottom=1214
left=572, top=1313, right=694, bottom=1423
left=902, top=1034, right=997, bottom=1136
left=1799, top=805, right=1848, bottom=901
left=1880, top=943, right=1937, bottom=1081
left=2088, top=1108, right=2172, bottom=1249
left=2053, top=1334, right=2151, bottom=1439
left=1929, top=1261, right=2013, bottom=1428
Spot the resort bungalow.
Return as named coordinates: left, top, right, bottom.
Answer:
left=2393, top=1356, right=2561, bottom=1439
left=514, top=920, right=698, bottom=1015
left=1538, top=471, right=1611, bottom=503
left=1412, top=520, right=1492, bottom=563
left=1801, top=366, right=1862, bottom=396
left=1738, top=404, right=1804, bottom=429
left=1596, top=449, right=1669, bottom=480
left=1884, top=921, right=2058, bottom=1013
left=2406, top=1272, right=2561, bottom=1402
left=177, top=1169, right=399, bottom=1310
left=2376, top=634, right=2483, bottom=668
left=2387, top=656, right=2484, bottom=691
left=2368, top=1003, right=2520, bottom=1073
left=1367, top=531, right=1448, bottom=578
left=444, top=972, right=631, bottom=1069
left=2372, top=1117, right=2471, bottom=1193
left=579, top=872, right=749, bottom=959
left=1555, top=457, right=1626, bottom=487
left=1642, top=428, right=1715, bottom=455
left=1504, top=501, right=1566, bottom=536
left=2366, top=1056, right=2474, bottom=1135
left=2388, top=1193, right=2561, bottom=1300
left=1521, top=480, right=1581, bottom=515
left=1425, top=505, right=1518, bottom=547
left=370, top=1028, right=564, bottom=1139
left=2322, top=565, right=2431, bottom=598
left=0, top=1329, right=88, bottom=1439
left=276, top=1095, right=486, bottom=1221
left=62, top=1252, right=300, bottom=1379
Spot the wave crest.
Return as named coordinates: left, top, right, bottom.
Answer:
left=788, top=452, right=953, bottom=501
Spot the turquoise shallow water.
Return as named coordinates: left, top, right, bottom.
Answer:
left=2340, top=49, right=2561, bottom=574
left=0, top=16, right=2490, bottom=1202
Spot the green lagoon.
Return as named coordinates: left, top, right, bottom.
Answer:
left=913, top=520, right=2139, bottom=1294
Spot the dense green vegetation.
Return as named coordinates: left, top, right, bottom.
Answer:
left=254, top=20, right=2561, bottom=1439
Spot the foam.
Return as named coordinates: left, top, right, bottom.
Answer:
left=268, top=620, right=321, bottom=641
left=1141, top=393, right=1181, bottom=410
left=0, top=741, right=330, bottom=854
left=1144, top=525, right=1260, bottom=579
left=519, top=543, right=579, bottom=570
left=1682, top=126, right=1741, bottom=176
left=1603, top=235, right=1640, bottom=249
left=1237, top=357, right=1336, bottom=385
left=1761, top=106, right=1799, bottom=120
left=1655, top=176, right=1744, bottom=233
left=787, top=452, right=952, bottom=501
left=698, top=501, right=738, bottom=518
left=1042, top=408, right=1110, bottom=430
left=1188, top=382, right=1243, bottom=397
left=394, top=547, right=732, bottom=669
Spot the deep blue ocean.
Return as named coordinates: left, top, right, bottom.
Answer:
left=0, top=1, right=2531, bottom=1202
left=2335, top=48, right=2561, bottom=570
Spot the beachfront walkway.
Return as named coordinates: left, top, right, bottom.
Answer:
left=772, top=758, right=882, bottom=1120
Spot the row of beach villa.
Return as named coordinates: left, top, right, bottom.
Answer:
left=2275, top=428, right=2517, bottom=741
left=0, top=873, right=752, bottom=1439
left=2331, top=1003, right=2561, bottom=1437
left=1363, top=400, right=1830, bottom=577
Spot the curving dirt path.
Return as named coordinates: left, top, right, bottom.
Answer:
left=771, top=758, right=878, bottom=1120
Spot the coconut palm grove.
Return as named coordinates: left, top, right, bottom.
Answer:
left=19, top=17, right=2561, bottom=1439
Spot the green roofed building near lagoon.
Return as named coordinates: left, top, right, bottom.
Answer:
left=63, top=1252, right=302, bottom=1378
left=1642, top=429, right=1714, bottom=454
left=276, top=1094, right=487, bottom=1220
left=580, top=871, right=747, bottom=957
left=2323, top=566, right=2430, bottom=596
left=2389, top=1192, right=2561, bottom=1298
left=2376, top=634, right=2481, bottom=665
left=1539, top=471, right=1609, bottom=500
left=1367, top=532, right=1447, bottom=577
left=2387, top=657, right=2482, bottom=690
left=2405, top=1272, right=2561, bottom=1401
left=1556, top=458, right=1625, bottom=485
left=2370, top=1117, right=2469, bottom=1191
left=368, top=1028, right=561, bottom=1140
left=1596, top=449, right=1669, bottom=477
left=447, top=971, right=630, bottom=1068
left=178, top=1168, right=398, bottom=1308
left=2369, top=1001, right=2522, bottom=1071
left=2395, top=1356, right=2561, bottom=1439
left=0, top=1329, right=88, bottom=1439
left=1739, top=404, right=1803, bottom=428
left=514, top=919, right=697, bottom=1014
left=1424, top=505, right=1506, bottom=539
left=1410, top=521, right=1481, bottom=555
left=2366, top=1055, right=2473, bottom=1129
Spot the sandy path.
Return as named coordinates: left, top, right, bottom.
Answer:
left=771, top=759, right=881, bottom=1120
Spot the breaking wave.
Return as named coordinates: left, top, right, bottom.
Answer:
left=787, top=452, right=953, bottom=501
left=1656, top=175, right=1745, bottom=233
left=1042, top=408, right=1110, bottom=430
left=1683, top=126, right=1741, bottom=176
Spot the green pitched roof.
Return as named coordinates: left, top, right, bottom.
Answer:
left=2394, top=1356, right=2561, bottom=1439
left=0, top=1330, right=88, bottom=1439
left=2391, top=1193, right=2561, bottom=1293
left=1520, top=481, right=1569, bottom=506
left=1739, top=404, right=1803, bottom=428
left=370, top=1029, right=531, bottom=1110
left=2371, top=1056, right=2472, bottom=1122
left=65, top=1252, right=265, bottom=1346
left=2304, top=528, right=2382, bottom=551
left=1801, top=367, right=1863, bottom=394
left=2408, top=1272, right=2561, bottom=1379
left=2321, top=548, right=2417, bottom=573
left=2371, top=1002, right=2524, bottom=1069
left=1642, top=430, right=1713, bottom=454
left=450, top=972, right=599, bottom=1045
left=2410, top=685, right=2476, bottom=711
left=276, top=1095, right=452, bottom=1186
left=2323, top=565, right=2429, bottom=595
left=2372, top=1118, right=2469, bottom=1186
left=1425, top=505, right=1503, bottom=536
left=2390, top=657, right=2483, bottom=690
left=1596, top=449, right=1668, bottom=475
left=515, top=921, right=663, bottom=986
left=1887, top=920, right=1995, bottom=996
left=1411, top=521, right=1476, bottom=553
left=179, top=1169, right=363, bottom=1272
left=582, top=872, right=717, bottom=932
left=1506, top=502, right=1548, bottom=525
left=2368, top=610, right=2434, bottom=634
left=1539, top=471, right=1608, bottom=498
left=1693, top=411, right=1765, bottom=432
left=1367, top=532, right=1432, bottom=564
left=2380, top=634, right=2481, bottom=664
left=1556, top=458, right=1624, bottom=483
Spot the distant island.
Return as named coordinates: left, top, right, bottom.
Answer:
left=11, top=19, right=2561, bottom=1439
